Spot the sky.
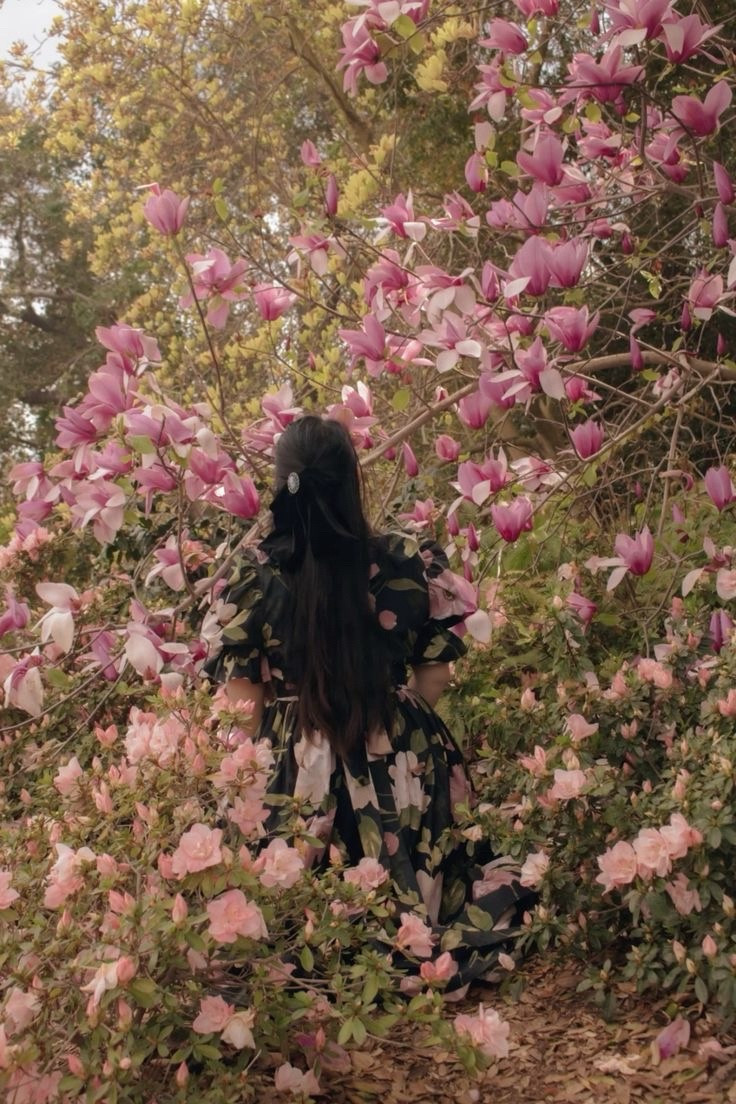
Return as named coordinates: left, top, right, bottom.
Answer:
left=0, top=0, right=60, bottom=69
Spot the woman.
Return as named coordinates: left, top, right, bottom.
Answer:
left=204, top=415, right=534, bottom=992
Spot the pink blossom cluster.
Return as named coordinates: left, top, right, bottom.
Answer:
left=596, top=812, right=703, bottom=893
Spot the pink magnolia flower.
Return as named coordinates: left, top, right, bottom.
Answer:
left=490, top=497, right=533, bottom=543
left=565, top=47, right=643, bottom=106
left=300, top=140, right=321, bottom=166
left=517, top=132, right=565, bottom=186
left=337, top=19, right=388, bottom=96
left=395, top=911, right=436, bottom=958
left=704, top=465, right=735, bottom=510
left=0, top=870, right=20, bottom=910
left=454, top=1004, right=510, bottom=1059
left=567, top=591, right=596, bottom=626
left=0, top=587, right=29, bottom=637
left=596, top=841, right=638, bottom=893
left=252, top=283, right=297, bottom=321
left=714, top=162, right=734, bottom=206
left=378, top=192, right=426, bottom=241
left=216, top=472, right=260, bottom=519
left=435, top=434, right=460, bottom=462
left=656, top=1017, right=690, bottom=1060
left=710, top=609, right=734, bottom=652
left=344, top=856, right=389, bottom=891
left=688, top=271, right=725, bottom=321
left=606, top=0, right=673, bottom=41
left=171, top=824, right=223, bottom=878
left=457, top=389, right=492, bottom=429
left=633, top=827, right=671, bottom=880
left=69, top=480, right=127, bottom=544
left=192, top=995, right=234, bottom=1034
left=143, top=185, right=190, bottom=235
left=672, top=81, right=732, bottom=137
left=481, top=18, right=527, bottom=54
left=614, top=526, right=654, bottom=575
left=180, top=248, right=249, bottom=328
left=258, top=838, right=304, bottom=889
left=402, top=442, right=419, bottom=477
left=544, top=306, right=599, bottom=352
left=339, top=314, right=387, bottom=376
left=547, top=768, right=587, bottom=801
left=548, top=238, right=588, bottom=289
left=665, top=872, right=702, bottom=916
left=569, top=420, right=603, bottom=459
left=519, top=851, right=549, bottom=888
left=456, top=452, right=509, bottom=504
left=464, top=151, right=488, bottom=194
left=508, top=236, right=553, bottom=296
left=206, top=890, right=268, bottom=943
left=96, top=322, right=160, bottom=363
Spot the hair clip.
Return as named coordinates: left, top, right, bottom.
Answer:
left=287, top=471, right=300, bottom=494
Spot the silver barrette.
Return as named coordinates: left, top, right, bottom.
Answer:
left=287, top=471, right=300, bottom=494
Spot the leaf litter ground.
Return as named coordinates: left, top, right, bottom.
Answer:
left=257, top=959, right=736, bottom=1104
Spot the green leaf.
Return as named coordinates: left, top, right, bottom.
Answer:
left=129, top=978, right=160, bottom=1008
left=465, top=905, right=493, bottom=931
left=352, top=1017, right=367, bottom=1045
left=694, top=976, right=708, bottom=1004
left=193, top=1043, right=222, bottom=1060
left=58, top=1077, right=84, bottom=1093
left=392, top=387, right=411, bottom=411
left=214, top=196, right=228, bottom=220
left=127, top=435, right=156, bottom=455
left=707, top=826, right=722, bottom=849
left=300, top=945, right=314, bottom=972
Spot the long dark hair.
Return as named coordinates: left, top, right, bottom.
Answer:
left=266, top=415, right=390, bottom=758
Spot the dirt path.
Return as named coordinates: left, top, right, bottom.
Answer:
left=259, top=961, right=735, bottom=1104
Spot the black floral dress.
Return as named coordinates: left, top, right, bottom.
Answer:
left=204, top=532, right=535, bottom=992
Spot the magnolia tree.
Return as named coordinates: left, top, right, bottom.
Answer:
left=2, top=0, right=736, bottom=1098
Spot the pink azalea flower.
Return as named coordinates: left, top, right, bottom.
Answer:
left=258, top=838, right=304, bottom=889
left=344, top=856, right=389, bottom=891
left=53, top=756, right=83, bottom=796
left=171, top=824, right=223, bottom=878
left=519, top=851, right=549, bottom=888
left=395, top=911, right=436, bottom=958
left=420, top=951, right=458, bottom=983
left=221, top=1009, right=256, bottom=1049
left=596, top=841, right=638, bottom=893
left=547, top=768, right=587, bottom=801
left=143, top=185, right=190, bottom=235
left=633, top=827, right=672, bottom=880
left=4, top=987, right=40, bottom=1034
left=490, top=497, right=533, bottom=543
left=665, top=873, right=702, bottom=915
left=565, top=714, right=599, bottom=742
left=206, top=890, right=268, bottom=943
left=454, top=1004, right=510, bottom=1059
left=274, top=1063, right=321, bottom=1095
left=0, top=870, right=20, bottom=910
left=660, top=812, right=702, bottom=860
left=192, top=995, right=234, bottom=1034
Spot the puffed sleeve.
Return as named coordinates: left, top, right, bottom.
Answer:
left=407, top=539, right=472, bottom=665
left=201, top=553, right=267, bottom=684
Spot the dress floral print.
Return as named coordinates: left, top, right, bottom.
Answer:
left=204, top=532, right=535, bottom=991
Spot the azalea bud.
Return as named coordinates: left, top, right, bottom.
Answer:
left=702, top=934, right=717, bottom=958
left=116, top=956, right=137, bottom=984
left=723, top=894, right=734, bottom=916
left=685, top=957, right=697, bottom=974
left=171, top=893, right=188, bottom=924
left=175, top=1061, right=189, bottom=1088
left=67, top=1053, right=84, bottom=1076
